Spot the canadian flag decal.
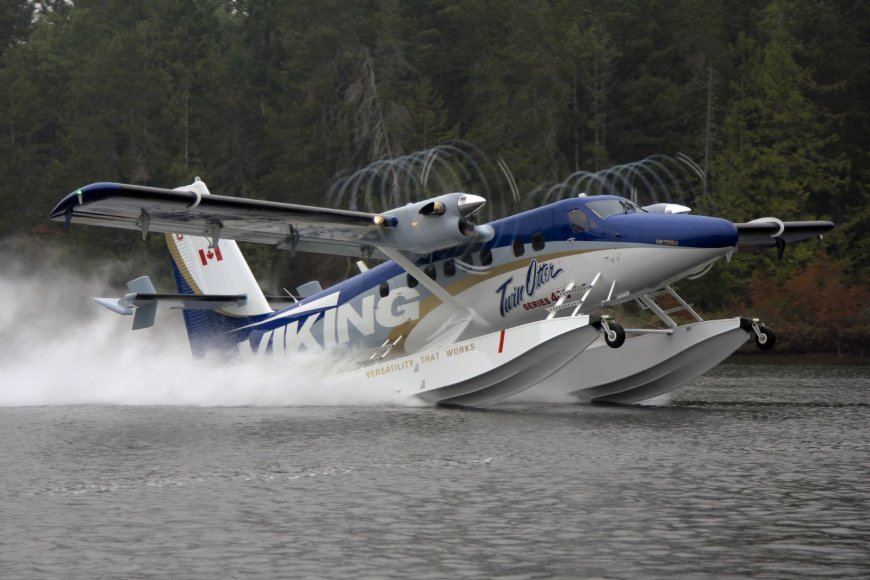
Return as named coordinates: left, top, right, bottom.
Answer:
left=199, top=246, right=223, bottom=266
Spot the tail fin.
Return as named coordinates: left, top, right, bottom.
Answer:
left=166, top=178, right=273, bottom=357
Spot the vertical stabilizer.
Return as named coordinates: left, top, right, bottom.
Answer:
left=166, top=178, right=273, bottom=356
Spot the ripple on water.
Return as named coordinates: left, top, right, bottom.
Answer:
left=0, top=363, right=868, bottom=578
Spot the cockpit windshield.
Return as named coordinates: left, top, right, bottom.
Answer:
left=586, top=198, right=645, bottom=219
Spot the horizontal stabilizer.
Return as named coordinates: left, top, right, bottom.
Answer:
left=126, top=293, right=249, bottom=310
left=91, top=275, right=248, bottom=330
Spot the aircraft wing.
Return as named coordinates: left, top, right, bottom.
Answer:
left=49, top=182, right=493, bottom=259
left=735, top=219, right=834, bottom=248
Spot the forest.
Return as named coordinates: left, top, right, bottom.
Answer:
left=0, top=0, right=867, bottom=353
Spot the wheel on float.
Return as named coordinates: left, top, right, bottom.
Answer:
left=604, top=323, right=626, bottom=349
left=755, top=326, right=776, bottom=350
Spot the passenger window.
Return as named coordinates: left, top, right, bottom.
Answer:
left=424, top=264, right=436, bottom=280
left=512, top=238, right=525, bottom=257
left=460, top=253, right=475, bottom=266
left=568, top=209, right=593, bottom=233
left=407, top=274, right=418, bottom=288
left=443, top=260, right=456, bottom=277
left=480, top=247, right=493, bottom=266
left=532, top=232, right=545, bottom=251
left=379, top=282, right=389, bottom=298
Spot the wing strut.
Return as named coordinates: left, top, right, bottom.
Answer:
left=376, top=246, right=489, bottom=327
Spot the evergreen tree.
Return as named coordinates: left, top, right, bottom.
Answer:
left=0, top=0, right=865, bottom=349
left=564, top=12, right=620, bottom=172
left=402, top=78, right=456, bottom=151
left=0, top=0, right=32, bottom=56
left=713, top=0, right=847, bottom=221
left=706, top=0, right=849, bottom=310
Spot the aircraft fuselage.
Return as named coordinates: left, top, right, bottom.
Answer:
left=239, top=196, right=738, bottom=359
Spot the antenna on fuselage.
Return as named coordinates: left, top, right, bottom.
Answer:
left=282, top=288, right=299, bottom=303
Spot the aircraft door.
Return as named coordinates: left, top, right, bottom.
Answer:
left=563, top=207, right=629, bottom=310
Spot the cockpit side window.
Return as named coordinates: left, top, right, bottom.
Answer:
left=586, top=200, right=623, bottom=219
left=568, top=208, right=595, bottom=232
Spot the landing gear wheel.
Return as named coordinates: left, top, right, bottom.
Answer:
left=755, top=327, right=776, bottom=350
left=604, top=323, right=626, bottom=349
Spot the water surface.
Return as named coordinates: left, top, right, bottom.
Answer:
left=1, top=361, right=868, bottom=578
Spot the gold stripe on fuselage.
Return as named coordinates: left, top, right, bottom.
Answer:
left=384, top=247, right=605, bottom=350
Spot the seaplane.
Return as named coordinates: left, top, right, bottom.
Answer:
left=49, top=177, right=832, bottom=406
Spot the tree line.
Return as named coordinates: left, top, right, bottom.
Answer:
left=0, top=0, right=866, bottom=353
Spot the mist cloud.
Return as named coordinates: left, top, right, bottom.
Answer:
left=0, top=239, right=414, bottom=408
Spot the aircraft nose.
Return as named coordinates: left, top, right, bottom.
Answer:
left=606, top=213, right=738, bottom=248
left=685, top=216, right=739, bottom=248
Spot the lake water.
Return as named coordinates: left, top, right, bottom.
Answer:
left=1, top=360, right=868, bottom=579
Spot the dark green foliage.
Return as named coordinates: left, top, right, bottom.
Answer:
left=0, top=0, right=866, bottom=350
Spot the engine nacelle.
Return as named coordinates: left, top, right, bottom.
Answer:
left=642, top=202, right=692, bottom=214
left=376, top=192, right=494, bottom=254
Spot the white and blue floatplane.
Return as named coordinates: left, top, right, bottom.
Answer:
left=50, top=178, right=832, bottom=406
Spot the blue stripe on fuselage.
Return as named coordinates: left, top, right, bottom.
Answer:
left=169, top=254, right=269, bottom=356
left=249, top=260, right=405, bottom=333
left=460, top=196, right=737, bottom=251
left=253, top=195, right=736, bottom=334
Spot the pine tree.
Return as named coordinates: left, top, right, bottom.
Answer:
left=705, top=0, right=849, bottom=310
left=713, top=0, right=848, bottom=221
